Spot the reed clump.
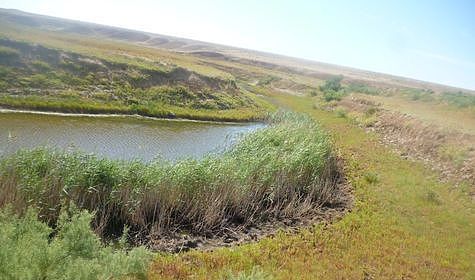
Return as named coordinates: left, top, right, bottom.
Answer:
left=0, top=112, right=343, bottom=240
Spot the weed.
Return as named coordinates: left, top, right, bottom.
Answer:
left=363, top=171, right=379, bottom=184
left=335, top=107, right=347, bottom=118
left=426, top=190, right=442, bottom=205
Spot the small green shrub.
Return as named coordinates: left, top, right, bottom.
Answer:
left=364, top=172, right=379, bottom=185
left=365, top=107, right=378, bottom=117
left=309, top=89, right=318, bottom=96
left=426, top=190, right=442, bottom=205
left=438, top=145, right=468, bottom=167
left=335, top=107, right=347, bottom=118
left=323, top=90, right=345, bottom=102
left=319, top=75, right=343, bottom=93
left=400, top=88, right=434, bottom=102
left=0, top=206, right=152, bottom=280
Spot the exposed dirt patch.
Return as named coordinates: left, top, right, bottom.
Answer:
left=131, top=164, right=352, bottom=253
left=145, top=207, right=348, bottom=253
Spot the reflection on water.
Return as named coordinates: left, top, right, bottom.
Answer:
left=0, top=112, right=264, bottom=161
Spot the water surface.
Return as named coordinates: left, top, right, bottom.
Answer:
left=0, top=111, right=264, bottom=161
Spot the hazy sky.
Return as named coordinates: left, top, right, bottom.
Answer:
left=2, top=0, right=475, bottom=90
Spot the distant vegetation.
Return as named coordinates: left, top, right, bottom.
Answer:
left=441, top=91, right=475, bottom=108
left=319, top=75, right=346, bottom=102
left=347, top=82, right=381, bottom=96
left=0, top=112, right=343, bottom=242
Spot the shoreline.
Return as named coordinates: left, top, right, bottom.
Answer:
left=0, top=107, right=259, bottom=125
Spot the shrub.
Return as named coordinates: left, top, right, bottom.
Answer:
left=323, top=90, right=345, bottom=102
left=363, top=172, right=379, bottom=184
left=226, top=267, right=273, bottom=280
left=335, top=107, right=347, bottom=118
left=0, top=206, right=151, bottom=280
left=319, top=75, right=343, bottom=93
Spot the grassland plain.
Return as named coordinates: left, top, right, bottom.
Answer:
left=148, top=93, right=475, bottom=279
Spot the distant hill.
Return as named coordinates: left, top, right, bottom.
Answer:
left=0, top=8, right=472, bottom=94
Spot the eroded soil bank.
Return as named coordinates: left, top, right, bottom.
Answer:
left=334, top=96, right=475, bottom=197
left=138, top=164, right=351, bottom=253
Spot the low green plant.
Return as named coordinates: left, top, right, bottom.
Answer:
left=365, top=106, right=378, bottom=116
left=363, top=171, right=379, bottom=184
left=0, top=205, right=151, bottom=280
left=323, top=90, right=345, bottom=102
left=438, top=145, right=468, bottom=167
left=335, top=107, right=347, bottom=118
left=319, top=75, right=343, bottom=93
left=347, top=82, right=381, bottom=95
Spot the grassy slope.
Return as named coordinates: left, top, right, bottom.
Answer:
left=0, top=24, right=275, bottom=122
left=149, top=93, right=475, bottom=279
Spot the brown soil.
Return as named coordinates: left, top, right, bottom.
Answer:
left=131, top=166, right=352, bottom=253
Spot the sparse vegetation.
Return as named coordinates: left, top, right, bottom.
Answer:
left=441, top=91, right=475, bottom=108
left=347, top=82, right=381, bottom=95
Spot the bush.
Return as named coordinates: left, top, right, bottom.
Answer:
left=323, top=90, right=345, bottom=102
left=319, top=75, right=343, bottom=93
left=335, top=107, right=347, bottom=118
left=0, top=206, right=151, bottom=280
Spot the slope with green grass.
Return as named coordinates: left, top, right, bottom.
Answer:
left=0, top=35, right=272, bottom=122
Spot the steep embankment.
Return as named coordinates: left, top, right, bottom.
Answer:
left=0, top=38, right=270, bottom=121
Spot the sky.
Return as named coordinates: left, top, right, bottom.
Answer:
left=2, top=0, right=475, bottom=90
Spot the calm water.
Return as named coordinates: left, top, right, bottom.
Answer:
left=0, top=112, right=264, bottom=161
